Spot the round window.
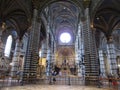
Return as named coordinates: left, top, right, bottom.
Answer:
left=60, top=32, right=71, bottom=43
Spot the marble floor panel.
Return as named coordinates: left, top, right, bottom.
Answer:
left=0, top=85, right=113, bottom=90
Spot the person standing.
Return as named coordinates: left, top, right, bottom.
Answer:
left=52, top=70, right=57, bottom=84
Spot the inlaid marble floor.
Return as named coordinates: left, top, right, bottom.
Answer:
left=1, top=85, right=112, bottom=90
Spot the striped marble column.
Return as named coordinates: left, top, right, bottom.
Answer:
left=82, top=8, right=99, bottom=85
left=41, top=42, right=47, bottom=76
left=22, top=9, right=41, bottom=83
left=22, top=33, right=29, bottom=53
left=79, top=23, right=85, bottom=77
left=107, top=39, right=117, bottom=75
left=41, top=41, right=47, bottom=58
left=11, top=39, right=22, bottom=77
left=54, top=41, right=57, bottom=64
left=46, top=49, right=51, bottom=76
left=75, top=35, right=81, bottom=76
left=75, top=35, right=79, bottom=64
left=51, top=37, right=54, bottom=64
left=0, top=30, right=3, bottom=52
left=0, top=27, right=4, bottom=56
left=98, top=50, right=106, bottom=76
left=46, top=24, right=52, bottom=76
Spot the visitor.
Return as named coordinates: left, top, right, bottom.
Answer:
left=107, top=73, right=113, bottom=87
left=52, top=70, right=57, bottom=84
left=112, top=75, right=118, bottom=90
left=97, top=73, right=103, bottom=88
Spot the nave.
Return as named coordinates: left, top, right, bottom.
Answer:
left=0, top=85, right=112, bottom=90
left=0, top=0, right=120, bottom=89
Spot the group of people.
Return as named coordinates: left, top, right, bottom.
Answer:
left=107, top=73, right=119, bottom=89
left=97, top=73, right=119, bottom=89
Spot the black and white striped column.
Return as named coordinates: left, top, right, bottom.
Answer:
left=0, top=27, right=4, bottom=56
left=11, top=39, right=22, bottom=77
left=54, top=41, right=57, bottom=64
left=41, top=41, right=47, bottom=58
left=107, top=39, right=117, bottom=75
left=46, top=49, right=51, bottom=76
left=51, top=36, right=54, bottom=64
left=98, top=49, right=106, bottom=76
left=82, top=8, right=99, bottom=85
left=22, top=8, right=41, bottom=83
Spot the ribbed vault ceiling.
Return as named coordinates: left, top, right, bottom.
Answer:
left=0, top=0, right=120, bottom=50
left=94, top=0, right=120, bottom=40
left=0, top=0, right=32, bottom=39
left=49, top=1, right=80, bottom=45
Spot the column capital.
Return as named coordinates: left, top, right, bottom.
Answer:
left=91, top=27, right=96, bottom=31
left=83, top=0, right=91, bottom=8
left=107, top=35, right=113, bottom=43
left=1, top=22, right=6, bottom=31
left=32, top=0, right=41, bottom=9
left=2, top=22, right=6, bottom=28
left=32, top=0, right=47, bottom=10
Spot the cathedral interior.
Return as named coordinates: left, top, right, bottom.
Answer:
left=0, top=0, right=120, bottom=89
